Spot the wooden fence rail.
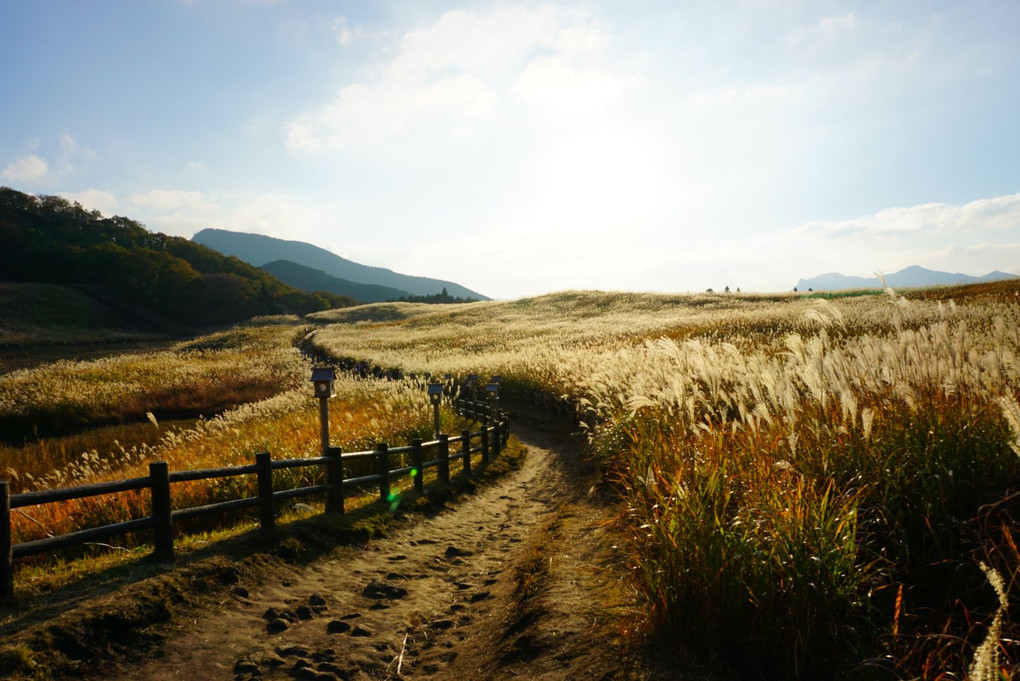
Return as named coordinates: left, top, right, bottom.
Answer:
left=0, top=402, right=508, bottom=601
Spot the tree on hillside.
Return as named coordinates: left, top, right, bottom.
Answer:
left=0, top=186, right=354, bottom=326
left=393, top=286, right=478, bottom=305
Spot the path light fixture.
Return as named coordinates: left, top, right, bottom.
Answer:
left=428, top=382, right=444, bottom=439
left=466, top=374, right=479, bottom=418
left=310, top=367, right=336, bottom=456
left=486, top=381, right=500, bottom=425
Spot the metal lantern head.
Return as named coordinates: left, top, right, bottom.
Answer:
left=486, top=382, right=500, bottom=395
left=427, top=382, right=444, bottom=404
left=466, top=373, right=478, bottom=386
left=490, top=375, right=502, bottom=384
left=310, top=367, right=336, bottom=398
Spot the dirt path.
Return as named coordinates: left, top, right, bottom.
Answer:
left=105, top=418, right=637, bottom=681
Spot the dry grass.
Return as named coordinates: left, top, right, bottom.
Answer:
left=6, top=282, right=1019, bottom=679
left=2, top=317, right=446, bottom=556
left=307, top=284, right=1020, bottom=679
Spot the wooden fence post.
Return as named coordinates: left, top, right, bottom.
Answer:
left=1, top=481, right=12, bottom=600
left=325, top=446, right=344, bottom=515
left=412, top=439, right=424, bottom=495
left=438, top=434, right=450, bottom=485
left=256, top=452, right=275, bottom=534
left=149, top=462, right=174, bottom=561
left=376, top=443, right=390, bottom=503
left=461, top=430, right=472, bottom=476
left=480, top=427, right=490, bottom=465
left=492, top=423, right=501, bottom=457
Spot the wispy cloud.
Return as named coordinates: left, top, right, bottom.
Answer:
left=332, top=16, right=354, bottom=46
left=793, top=193, right=1020, bottom=240
left=819, top=11, right=857, bottom=33
left=779, top=193, right=1020, bottom=281
left=127, top=189, right=219, bottom=214
left=512, top=56, right=624, bottom=116
left=285, top=5, right=622, bottom=154
left=286, top=76, right=498, bottom=153
left=59, top=189, right=118, bottom=216
left=2, top=155, right=49, bottom=182
left=110, top=189, right=329, bottom=243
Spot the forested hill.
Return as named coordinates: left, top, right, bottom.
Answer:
left=0, top=187, right=355, bottom=327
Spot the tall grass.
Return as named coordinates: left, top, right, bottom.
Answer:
left=6, top=283, right=1018, bottom=678
left=0, top=320, right=306, bottom=442
left=308, top=283, right=1020, bottom=679
left=2, top=317, right=445, bottom=556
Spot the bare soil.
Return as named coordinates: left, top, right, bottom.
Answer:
left=3, top=412, right=661, bottom=680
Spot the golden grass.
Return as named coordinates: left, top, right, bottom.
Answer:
left=5, top=283, right=1019, bottom=679
left=2, top=317, right=447, bottom=550
left=308, top=285, right=1020, bottom=679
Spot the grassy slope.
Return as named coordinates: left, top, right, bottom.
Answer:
left=304, top=284, right=1020, bottom=680
left=0, top=282, right=164, bottom=346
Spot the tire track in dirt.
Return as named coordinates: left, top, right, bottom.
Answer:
left=107, top=417, right=632, bottom=680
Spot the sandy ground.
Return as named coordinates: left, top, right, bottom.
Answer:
left=101, top=418, right=640, bottom=681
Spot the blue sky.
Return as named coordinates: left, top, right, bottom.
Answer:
left=2, top=1, right=1018, bottom=298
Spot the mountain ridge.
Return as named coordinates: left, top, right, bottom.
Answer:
left=796, top=265, right=1017, bottom=291
left=260, top=260, right=411, bottom=304
left=193, top=228, right=488, bottom=301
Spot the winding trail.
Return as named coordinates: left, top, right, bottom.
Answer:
left=106, top=416, right=635, bottom=680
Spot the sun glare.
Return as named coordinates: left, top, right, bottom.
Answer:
left=539, top=125, right=663, bottom=229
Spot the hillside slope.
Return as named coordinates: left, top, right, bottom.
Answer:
left=193, top=228, right=489, bottom=300
left=260, top=259, right=410, bottom=303
left=0, top=187, right=353, bottom=326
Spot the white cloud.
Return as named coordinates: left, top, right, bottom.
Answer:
left=184, top=160, right=208, bottom=173
left=287, top=75, right=498, bottom=153
left=819, top=11, right=857, bottom=33
left=512, top=56, right=624, bottom=116
left=2, top=155, right=49, bottom=182
left=781, top=193, right=1020, bottom=280
left=286, top=5, right=621, bottom=154
left=126, top=189, right=219, bottom=214
left=384, top=6, right=581, bottom=80
left=794, top=193, right=1020, bottom=240
left=59, top=189, right=118, bottom=216
left=60, top=133, right=79, bottom=156
left=332, top=16, right=353, bottom=45
left=689, top=84, right=801, bottom=107
left=114, top=189, right=330, bottom=243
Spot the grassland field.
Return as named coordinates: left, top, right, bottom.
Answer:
left=2, top=281, right=1019, bottom=680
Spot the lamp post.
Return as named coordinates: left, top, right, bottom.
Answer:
left=428, top=382, right=443, bottom=439
left=466, top=374, right=478, bottom=419
left=486, top=381, right=500, bottom=425
left=310, top=367, right=336, bottom=456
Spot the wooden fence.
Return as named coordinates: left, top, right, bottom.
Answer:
left=0, top=398, right=509, bottom=600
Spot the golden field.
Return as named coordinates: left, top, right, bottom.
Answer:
left=1, top=316, right=442, bottom=556
left=306, top=283, right=1020, bottom=679
left=3, top=282, right=1019, bottom=679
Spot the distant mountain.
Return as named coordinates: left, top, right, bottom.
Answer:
left=796, top=266, right=1018, bottom=291
left=260, top=260, right=411, bottom=304
left=193, top=228, right=489, bottom=301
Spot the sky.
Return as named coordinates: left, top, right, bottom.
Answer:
left=2, top=0, right=1019, bottom=299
